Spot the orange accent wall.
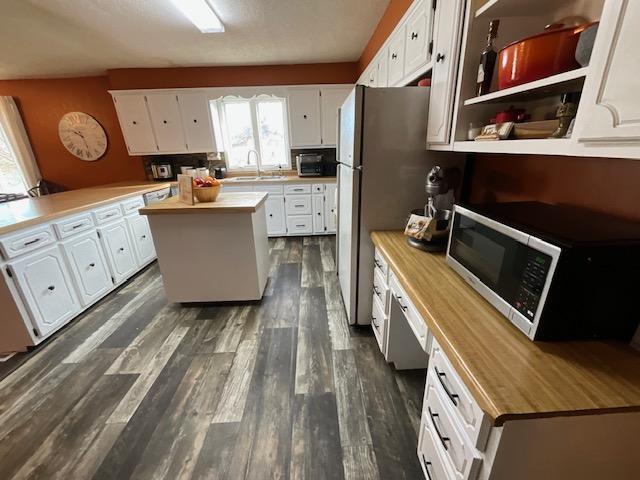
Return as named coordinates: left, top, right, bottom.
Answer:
left=0, top=76, right=145, bottom=190
left=357, top=0, right=413, bottom=75
left=107, top=62, right=358, bottom=90
left=469, top=154, right=640, bottom=221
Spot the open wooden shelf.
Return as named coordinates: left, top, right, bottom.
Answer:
left=453, top=138, right=574, bottom=155
left=464, top=68, right=589, bottom=106
left=475, top=0, right=562, bottom=18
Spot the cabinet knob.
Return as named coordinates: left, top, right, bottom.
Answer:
left=89, top=263, right=96, bottom=268
left=118, top=247, right=125, bottom=252
left=47, top=285, right=55, bottom=291
left=163, top=120, right=167, bottom=124
left=303, top=114, right=308, bottom=119
left=193, top=119, right=198, bottom=123
left=132, top=121, right=137, bottom=125
left=411, top=32, right=418, bottom=40
left=436, top=52, right=445, bottom=63
left=269, top=214, right=273, bottom=217
left=141, top=235, right=147, bottom=239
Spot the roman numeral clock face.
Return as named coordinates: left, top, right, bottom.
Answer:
left=58, top=112, right=108, bottom=161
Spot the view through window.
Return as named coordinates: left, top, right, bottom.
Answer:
left=0, top=122, right=26, bottom=194
left=211, top=96, right=290, bottom=171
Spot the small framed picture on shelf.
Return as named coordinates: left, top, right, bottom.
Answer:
left=474, top=122, right=515, bottom=141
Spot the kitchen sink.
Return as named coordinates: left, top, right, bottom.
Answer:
left=229, top=176, right=259, bottom=181
left=258, top=175, right=286, bottom=180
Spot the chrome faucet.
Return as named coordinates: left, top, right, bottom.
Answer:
left=247, top=149, right=261, bottom=177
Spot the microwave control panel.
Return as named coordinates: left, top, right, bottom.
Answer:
left=515, top=253, right=551, bottom=321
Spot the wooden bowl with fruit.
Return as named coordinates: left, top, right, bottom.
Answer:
left=193, top=176, right=221, bottom=203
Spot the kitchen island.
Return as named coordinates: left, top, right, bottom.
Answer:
left=139, top=192, right=269, bottom=303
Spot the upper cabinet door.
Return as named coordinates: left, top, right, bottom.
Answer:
left=177, top=93, right=217, bottom=152
left=388, top=27, right=407, bottom=86
left=321, top=88, right=351, bottom=146
left=146, top=93, right=186, bottom=152
left=377, top=51, right=389, bottom=88
left=576, top=1, right=640, bottom=145
left=367, top=64, right=378, bottom=88
left=426, top=0, right=464, bottom=145
left=404, top=0, right=434, bottom=77
left=288, top=89, right=322, bottom=147
left=112, top=95, right=157, bottom=154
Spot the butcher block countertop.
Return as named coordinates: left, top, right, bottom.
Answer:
left=0, top=181, right=172, bottom=236
left=371, top=230, right=640, bottom=425
left=139, top=192, right=268, bottom=215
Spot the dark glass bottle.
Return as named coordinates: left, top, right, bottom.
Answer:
left=476, top=20, right=500, bottom=96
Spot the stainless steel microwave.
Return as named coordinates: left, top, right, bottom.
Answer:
left=446, top=202, right=640, bottom=341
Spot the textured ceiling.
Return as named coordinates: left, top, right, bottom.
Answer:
left=0, top=0, right=389, bottom=79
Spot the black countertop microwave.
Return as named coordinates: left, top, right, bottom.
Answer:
left=446, top=202, right=640, bottom=341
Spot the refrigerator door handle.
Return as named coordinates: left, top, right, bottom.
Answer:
left=336, top=108, right=341, bottom=164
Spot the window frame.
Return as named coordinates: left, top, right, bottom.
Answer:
left=0, top=119, right=28, bottom=194
left=212, top=94, right=291, bottom=172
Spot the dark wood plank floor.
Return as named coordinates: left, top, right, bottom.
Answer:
left=0, top=236, right=425, bottom=480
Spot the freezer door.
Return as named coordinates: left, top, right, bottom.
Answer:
left=337, top=163, right=360, bottom=324
left=338, top=86, right=362, bottom=169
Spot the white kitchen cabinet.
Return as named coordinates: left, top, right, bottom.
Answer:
left=8, top=245, right=81, bottom=337
left=320, top=88, right=351, bottom=146
left=61, top=231, right=113, bottom=307
left=125, top=215, right=156, bottom=267
left=98, top=220, right=137, bottom=284
left=285, top=194, right=312, bottom=216
left=404, top=0, right=434, bottom=78
left=265, top=195, right=286, bottom=236
left=577, top=1, right=640, bottom=147
left=288, top=89, right=322, bottom=147
left=286, top=215, right=314, bottom=236
left=177, top=92, right=217, bottom=152
left=111, top=94, right=158, bottom=154
left=146, top=93, right=186, bottom=152
left=388, top=26, right=407, bottom=86
left=426, top=0, right=464, bottom=145
left=312, top=195, right=325, bottom=233
left=324, top=183, right=337, bottom=233
left=376, top=51, right=389, bottom=88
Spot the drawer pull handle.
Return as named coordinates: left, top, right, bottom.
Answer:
left=428, top=407, right=450, bottom=451
left=373, top=285, right=381, bottom=298
left=434, top=366, right=459, bottom=406
left=89, top=263, right=96, bottom=268
left=72, top=223, right=84, bottom=229
left=411, top=32, right=418, bottom=40
left=23, top=238, right=40, bottom=246
left=295, top=224, right=306, bottom=228
left=422, top=456, right=434, bottom=480
left=374, top=259, right=383, bottom=269
left=104, top=213, right=115, bottom=218
left=47, top=285, right=55, bottom=291
left=371, top=316, right=379, bottom=328
left=391, top=53, right=398, bottom=60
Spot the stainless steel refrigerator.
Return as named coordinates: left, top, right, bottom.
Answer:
left=336, top=85, right=462, bottom=326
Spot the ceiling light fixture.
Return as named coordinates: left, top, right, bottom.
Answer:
left=169, top=0, right=225, bottom=33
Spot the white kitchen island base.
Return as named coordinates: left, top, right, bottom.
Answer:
left=141, top=193, right=269, bottom=303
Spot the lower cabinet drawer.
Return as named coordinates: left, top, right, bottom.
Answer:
left=285, top=195, right=312, bottom=215
left=0, top=224, right=56, bottom=259
left=430, top=339, right=491, bottom=450
left=284, top=184, right=312, bottom=195
left=424, top=370, right=482, bottom=480
left=390, top=273, right=429, bottom=352
left=121, top=196, right=145, bottom=216
left=373, top=266, right=389, bottom=312
left=371, top=293, right=386, bottom=352
left=419, top=410, right=457, bottom=480
left=93, top=204, right=123, bottom=225
left=52, top=212, right=95, bottom=239
left=286, top=215, right=313, bottom=235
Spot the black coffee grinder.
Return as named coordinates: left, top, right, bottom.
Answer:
left=407, top=166, right=457, bottom=252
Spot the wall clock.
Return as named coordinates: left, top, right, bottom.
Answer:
left=58, top=112, right=108, bottom=161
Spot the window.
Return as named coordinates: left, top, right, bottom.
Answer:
left=210, top=95, right=290, bottom=171
left=0, top=122, right=26, bottom=194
